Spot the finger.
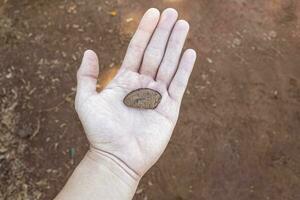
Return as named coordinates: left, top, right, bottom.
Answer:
left=75, top=50, right=99, bottom=108
left=121, top=8, right=160, bottom=72
left=168, top=49, right=196, bottom=102
left=139, top=8, right=178, bottom=78
left=156, top=20, right=189, bottom=86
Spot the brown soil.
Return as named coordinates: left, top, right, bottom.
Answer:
left=0, top=0, right=300, bottom=199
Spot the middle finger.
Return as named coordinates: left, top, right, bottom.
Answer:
left=139, top=8, right=178, bottom=78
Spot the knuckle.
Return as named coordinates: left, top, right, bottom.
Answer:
left=169, top=38, right=181, bottom=48
left=128, top=43, right=145, bottom=54
left=158, top=67, right=172, bottom=80
left=141, top=68, right=154, bottom=76
left=145, top=46, right=163, bottom=58
left=162, top=56, right=177, bottom=67
left=157, top=25, right=171, bottom=34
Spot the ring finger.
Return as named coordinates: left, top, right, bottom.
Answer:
left=156, top=20, right=189, bottom=86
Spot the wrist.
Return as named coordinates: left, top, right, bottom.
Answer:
left=86, top=147, right=141, bottom=193
left=55, top=149, right=140, bottom=200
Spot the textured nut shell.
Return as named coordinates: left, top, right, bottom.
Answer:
left=123, top=88, right=162, bottom=109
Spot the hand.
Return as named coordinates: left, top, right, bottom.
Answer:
left=75, top=8, right=196, bottom=179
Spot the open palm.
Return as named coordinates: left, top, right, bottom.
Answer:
left=75, top=8, right=196, bottom=178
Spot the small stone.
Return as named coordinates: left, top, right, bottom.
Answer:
left=148, top=180, right=153, bottom=186
left=269, top=30, right=277, bottom=38
left=6, top=72, right=12, bottom=79
left=69, top=148, right=76, bottom=158
left=123, top=88, right=162, bottom=109
left=233, top=38, right=242, bottom=46
left=272, top=90, right=279, bottom=99
left=136, top=188, right=143, bottom=194
left=206, top=57, right=213, bottom=63
left=109, top=11, right=117, bottom=16
left=126, top=17, right=134, bottom=23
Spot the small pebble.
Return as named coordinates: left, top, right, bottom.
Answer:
left=206, top=57, right=213, bottom=63
left=69, top=148, right=76, bottom=158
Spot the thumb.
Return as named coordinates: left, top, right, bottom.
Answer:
left=75, top=50, right=99, bottom=110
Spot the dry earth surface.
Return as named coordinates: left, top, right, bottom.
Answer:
left=0, top=0, right=300, bottom=199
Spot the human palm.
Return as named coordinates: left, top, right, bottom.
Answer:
left=75, top=8, right=196, bottom=178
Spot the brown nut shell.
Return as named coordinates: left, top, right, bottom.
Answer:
left=123, top=88, right=162, bottom=109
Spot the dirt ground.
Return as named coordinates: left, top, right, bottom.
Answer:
left=0, top=0, right=300, bottom=199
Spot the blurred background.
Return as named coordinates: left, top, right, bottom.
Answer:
left=0, top=0, right=300, bottom=199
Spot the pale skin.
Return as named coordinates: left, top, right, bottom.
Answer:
left=55, top=8, right=197, bottom=200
